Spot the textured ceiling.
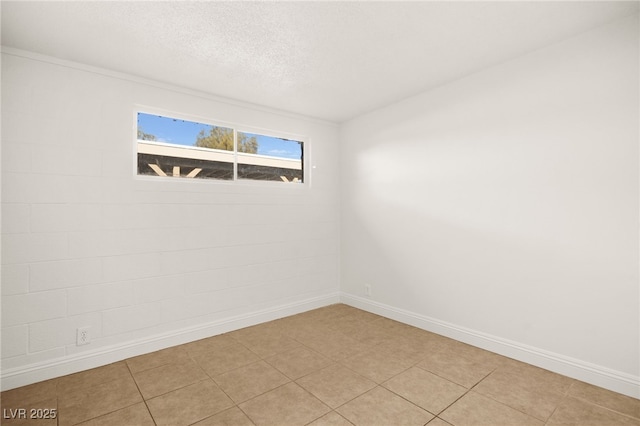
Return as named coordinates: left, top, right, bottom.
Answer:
left=2, top=1, right=638, bottom=122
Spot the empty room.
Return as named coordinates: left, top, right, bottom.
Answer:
left=1, top=1, right=638, bottom=425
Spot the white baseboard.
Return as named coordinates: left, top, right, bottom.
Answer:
left=4, top=291, right=638, bottom=399
left=0, top=292, right=340, bottom=391
left=340, top=293, right=640, bottom=399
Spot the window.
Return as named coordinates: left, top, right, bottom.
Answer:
left=136, top=112, right=304, bottom=183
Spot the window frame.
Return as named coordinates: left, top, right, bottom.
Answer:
left=133, top=107, right=309, bottom=187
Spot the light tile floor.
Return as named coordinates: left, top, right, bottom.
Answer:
left=2, top=304, right=639, bottom=425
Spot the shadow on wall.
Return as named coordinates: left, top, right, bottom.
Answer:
left=342, top=182, right=637, bottom=375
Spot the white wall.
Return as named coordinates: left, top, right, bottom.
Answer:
left=0, top=51, right=341, bottom=389
left=340, top=14, right=639, bottom=397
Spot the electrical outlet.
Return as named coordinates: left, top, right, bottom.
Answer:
left=364, top=284, right=371, bottom=297
left=76, top=327, right=91, bottom=346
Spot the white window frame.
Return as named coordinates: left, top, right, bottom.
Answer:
left=133, top=107, right=309, bottom=187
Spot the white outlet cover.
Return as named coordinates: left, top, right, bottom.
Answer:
left=76, top=327, right=91, bottom=346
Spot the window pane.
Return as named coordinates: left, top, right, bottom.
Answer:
left=137, top=153, right=233, bottom=180
left=137, top=113, right=234, bottom=151
left=237, top=132, right=303, bottom=183
left=137, top=113, right=235, bottom=180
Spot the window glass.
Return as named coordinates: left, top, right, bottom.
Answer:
left=136, top=112, right=304, bottom=183
left=237, top=132, right=303, bottom=183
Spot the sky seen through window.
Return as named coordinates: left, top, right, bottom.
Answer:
left=137, top=113, right=302, bottom=160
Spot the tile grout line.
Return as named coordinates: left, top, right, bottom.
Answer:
left=185, top=343, right=247, bottom=422
left=431, top=366, right=498, bottom=420
left=135, top=343, right=248, bottom=425
left=124, top=360, right=158, bottom=426
left=453, top=366, right=554, bottom=423
left=234, top=404, right=258, bottom=426
left=267, top=318, right=385, bottom=415
left=56, top=363, right=150, bottom=426
left=561, top=394, right=640, bottom=422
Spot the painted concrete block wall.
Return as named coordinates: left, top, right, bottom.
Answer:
left=1, top=51, right=340, bottom=388
left=340, top=15, right=639, bottom=396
